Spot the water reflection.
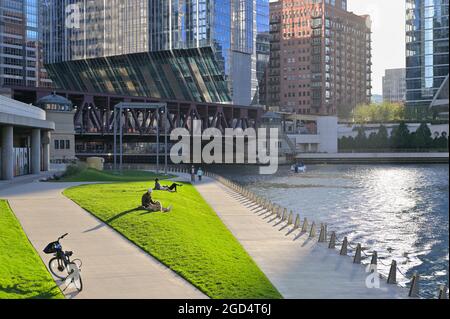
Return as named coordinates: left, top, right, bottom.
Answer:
left=215, top=164, right=449, bottom=296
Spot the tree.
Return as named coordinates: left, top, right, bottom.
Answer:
left=353, top=102, right=406, bottom=123
left=390, top=122, right=411, bottom=149
left=413, top=123, right=433, bottom=149
left=375, top=125, right=389, bottom=149
left=354, top=127, right=367, bottom=150
left=367, top=132, right=378, bottom=150
left=433, top=132, right=449, bottom=150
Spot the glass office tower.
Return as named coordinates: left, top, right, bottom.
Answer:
left=406, top=0, right=449, bottom=117
left=42, top=0, right=268, bottom=105
left=0, top=0, right=52, bottom=88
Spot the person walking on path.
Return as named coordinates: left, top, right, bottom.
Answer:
left=197, top=168, right=204, bottom=182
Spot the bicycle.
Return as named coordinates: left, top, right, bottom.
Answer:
left=43, top=233, right=83, bottom=292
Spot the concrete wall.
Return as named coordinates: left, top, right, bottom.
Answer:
left=287, top=116, right=338, bottom=154
left=317, top=117, right=338, bottom=153
left=0, top=95, right=46, bottom=120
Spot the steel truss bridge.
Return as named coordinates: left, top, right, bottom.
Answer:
left=9, top=86, right=262, bottom=135
left=8, top=86, right=263, bottom=163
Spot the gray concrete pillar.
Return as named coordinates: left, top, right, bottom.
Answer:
left=31, top=128, right=41, bottom=175
left=1, top=126, right=14, bottom=180
left=42, top=131, right=50, bottom=172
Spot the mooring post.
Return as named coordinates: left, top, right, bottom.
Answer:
left=288, top=211, right=293, bottom=225
left=329, top=231, right=336, bottom=249
left=309, top=222, right=316, bottom=238
left=301, top=218, right=309, bottom=233
left=340, top=237, right=348, bottom=256
left=318, top=224, right=325, bottom=242
left=371, top=251, right=378, bottom=265
left=294, top=215, right=300, bottom=229
left=353, top=243, right=362, bottom=264
left=409, top=273, right=420, bottom=298
left=387, top=260, right=397, bottom=284
left=438, top=285, right=448, bottom=299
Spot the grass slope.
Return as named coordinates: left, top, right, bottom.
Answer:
left=0, top=200, right=63, bottom=299
left=64, top=181, right=281, bottom=299
left=57, top=168, right=173, bottom=183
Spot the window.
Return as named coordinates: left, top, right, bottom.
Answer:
left=66, top=140, right=71, bottom=150
left=60, top=140, right=65, bottom=149
left=54, top=140, right=59, bottom=150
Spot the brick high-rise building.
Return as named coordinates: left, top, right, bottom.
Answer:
left=268, top=0, right=372, bottom=116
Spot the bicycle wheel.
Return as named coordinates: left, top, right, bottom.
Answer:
left=68, top=263, right=83, bottom=292
left=48, top=257, right=68, bottom=280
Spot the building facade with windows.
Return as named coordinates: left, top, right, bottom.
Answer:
left=382, top=68, right=407, bottom=103
left=406, top=0, right=449, bottom=117
left=0, top=94, right=54, bottom=180
left=0, top=0, right=52, bottom=89
left=268, top=0, right=372, bottom=117
left=42, top=0, right=269, bottom=106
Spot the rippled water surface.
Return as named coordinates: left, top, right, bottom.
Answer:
left=214, top=164, right=449, bottom=297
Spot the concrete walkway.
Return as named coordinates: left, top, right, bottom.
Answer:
left=0, top=181, right=206, bottom=299
left=193, top=176, right=410, bottom=299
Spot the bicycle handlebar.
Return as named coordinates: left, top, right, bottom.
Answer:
left=58, top=233, right=69, bottom=241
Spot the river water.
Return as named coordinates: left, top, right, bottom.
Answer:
left=213, top=164, right=449, bottom=298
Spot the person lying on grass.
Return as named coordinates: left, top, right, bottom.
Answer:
left=141, top=188, right=172, bottom=212
left=154, top=178, right=183, bottom=192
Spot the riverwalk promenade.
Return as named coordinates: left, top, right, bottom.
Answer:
left=189, top=175, right=411, bottom=299
left=0, top=180, right=206, bottom=299
left=1, top=171, right=411, bottom=299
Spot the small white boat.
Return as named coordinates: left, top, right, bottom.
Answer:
left=291, top=163, right=307, bottom=173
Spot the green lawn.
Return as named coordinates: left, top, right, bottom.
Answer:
left=56, top=168, right=173, bottom=183
left=64, top=181, right=282, bottom=299
left=0, top=200, right=63, bottom=299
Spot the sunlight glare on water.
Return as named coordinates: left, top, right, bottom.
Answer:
left=216, top=164, right=449, bottom=297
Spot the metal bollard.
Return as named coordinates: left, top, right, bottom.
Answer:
left=277, top=207, right=283, bottom=218
left=353, top=243, right=362, bottom=264
left=272, top=205, right=278, bottom=216
left=340, top=237, right=348, bottom=256
left=294, top=215, right=300, bottom=229
left=371, top=251, right=378, bottom=265
left=287, top=211, right=294, bottom=225
left=408, top=273, right=420, bottom=298
left=301, top=218, right=309, bottom=233
left=438, top=285, right=448, bottom=299
left=309, top=222, right=316, bottom=238
left=328, top=231, right=336, bottom=249
left=318, top=224, right=327, bottom=243
left=387, top=260, right=397, bottom=284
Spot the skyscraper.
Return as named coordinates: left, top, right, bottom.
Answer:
left=42, top=0, right=269, bottom=106
left=254, top=0, right=270, bottom=105
left=268, top=0, right=372, bottom=117
left=383, top=68, right=406, bottom=103
left=0, top=0, right=52, bottom=89
left=406, top=0, right=449, bottom=117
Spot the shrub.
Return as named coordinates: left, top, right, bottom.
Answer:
left=62, top=162, right=87, bottom=178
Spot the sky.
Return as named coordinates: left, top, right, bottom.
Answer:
left=347, top=0, right=406, bottom=95
left=269, top=0, right=407, bottom=95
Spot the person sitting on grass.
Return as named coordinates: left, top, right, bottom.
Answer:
left=154, top=178, right=182, bottom=192
left=141, top=189, right=172, bottom=212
